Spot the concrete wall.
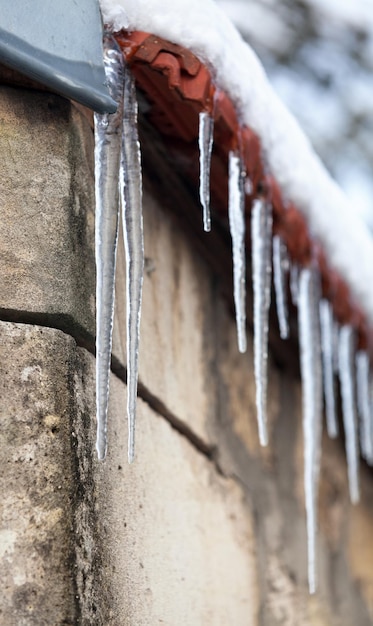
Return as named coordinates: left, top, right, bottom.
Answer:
left=1, top=86, right=373, bottom=625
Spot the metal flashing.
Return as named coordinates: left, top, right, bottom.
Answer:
left=0, top=0, right=117, bottom=113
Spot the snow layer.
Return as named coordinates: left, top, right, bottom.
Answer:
left=99, top=0, right=373, bottom=324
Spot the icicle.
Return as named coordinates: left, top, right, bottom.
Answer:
left=199, top=111, right=214, bottom=232
left=298, top=267, right=322, bottom=595
left=332, top=320, right=340, bottom=374
left=272, top=235, right=289, bottom=339
left=244, top=177, right=253, bottom=195
left=290, top=263, right=299, bottom=306
left=251, top=197, right=273, bottom=446
left=338, top=326, right=360, bottom=504
left=120, top=65, right=144, bottom=464
left=94, top=38, right=125, bottom=461
left=228, top=150, right=247, bottom=353
left=319, top=299, right=338, bottom=438
left=369, top=379, right=373, bottom=465
left=356, top=351, right=373, bottom=464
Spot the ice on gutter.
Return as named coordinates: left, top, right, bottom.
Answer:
left=99, top=0, right=373, bottom=326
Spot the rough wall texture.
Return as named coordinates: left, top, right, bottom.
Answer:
left=1, top=85, right=373, bottom=625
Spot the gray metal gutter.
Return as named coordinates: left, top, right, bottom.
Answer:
left=0, top=0, right=117, bottom=113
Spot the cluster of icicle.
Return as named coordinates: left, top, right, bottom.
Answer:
left=94, top=35, right=144, bottom=464
left=94, top=38, right=373, bottom=594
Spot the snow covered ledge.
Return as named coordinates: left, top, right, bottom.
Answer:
left=99, top=0, right=373, bottom=328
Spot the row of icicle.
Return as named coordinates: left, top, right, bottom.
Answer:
left=94, top=37, right=373, bottom=594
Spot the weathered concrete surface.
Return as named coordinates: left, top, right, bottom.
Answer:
left=0, top=87, right=96, bottom=341
left=2, top=86, right=373, bottom=626
left=113, top=190, right=218, bottom=446
left=2, top=318, right=373, bottom=625
left=213, top=296, right=373, bottom=625
left=0, top=322, right=78, bottom=625
left=0, top=321, right=259, bottom=625
left=73, top=347, right=259, bottom=626
left=0, top=86, right=217, bottom=446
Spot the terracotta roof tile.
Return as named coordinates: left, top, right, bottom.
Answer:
left=116, top=30, right=371, bottom=349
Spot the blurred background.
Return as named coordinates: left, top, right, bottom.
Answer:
left=217, top=0, right=373, bottom=231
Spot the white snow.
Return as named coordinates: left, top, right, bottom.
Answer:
left=217, top=0, right=293, bottom=55
left=100, top=0, right=373, bottom=326
left=304, top=0, right=373, bottom=31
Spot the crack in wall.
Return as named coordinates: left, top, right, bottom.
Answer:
left=0, top=310, right=227, bottom=474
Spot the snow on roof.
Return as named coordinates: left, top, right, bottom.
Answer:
left=99, top=0, right=373, bottom=325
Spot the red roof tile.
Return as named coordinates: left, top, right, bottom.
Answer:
left=116, top=30, right=370, bottom=350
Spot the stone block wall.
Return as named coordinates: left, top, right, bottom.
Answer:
left=1, top=86, right=373, bottom=625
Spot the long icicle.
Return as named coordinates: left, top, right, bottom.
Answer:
left=272, top=234, right=289, bottom=340
left=356, top=350, right=373, bottom=464
left=338, top=325, right=360, bottom=504
left=252, top=198, right=273, bottom=446
left=369, top=378, right=373, bottom=465
left=228, top=150, right=247, bottom=353
left=120, top=65, right=144, bottom=464
left=332, top=319, right=340, bottom=374
left=290, top=263, right=299, bottom=306
left=94, top=37, right=124, bottom=461
left=319, top=299, right=338, bottom=438
left=199, top=111, right=214, bottom=232
left=298, top=267, right=322, bottom=594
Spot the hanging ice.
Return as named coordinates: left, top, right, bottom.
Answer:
left=244, top=177, right=253, bottom=195
left=199, top=111, right=214, bottom=232
left=332, top=319, right=340, bottom=374
left=338, top=325, right=360, bottom=504
left=356, top=350, right=373, bottom=465
left=290, top=263, right=299, bottom=306
left=94, top=37, right=125, bottom=461
left=120, top=65, right=144, bottom=464
left=251, top=197, right=273, bottom=446
left=228, top=150, right=247, bottom=354
left=298, top=267, right=322, bottom=594
left=319, top=299, right=338, bottom=439
left=272, top=235, right=289, bottom=339
left=369, top=379, right=373, bottom=463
